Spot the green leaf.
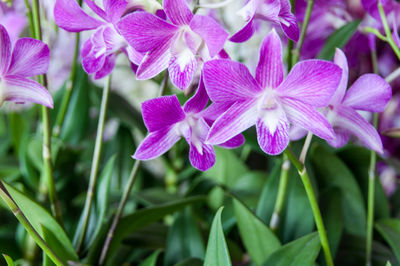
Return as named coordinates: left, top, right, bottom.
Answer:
left=204, top=207, right=232, bottom=266
left=41, top=224, right=77, bottom=263
left=3, top=183, right=78, bottom=261
left=318, top=20, right=361, bottom=60
left=376, top=219, right=400, bottom=262
left=174, top=258, right=203, bottom=266
left=262, top=232, right=321, bottom=266
left=139, top=250, right=161, bottom=266
left=233, top=199, right=280, bottom=265
left=2, top=254, right=14, bottom=266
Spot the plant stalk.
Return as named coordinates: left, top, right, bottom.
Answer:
left=378, top=3, right=400, bottom=61
left=292, top=0, right=314, bottom=65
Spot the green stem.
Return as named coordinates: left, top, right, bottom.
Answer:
left=98, top=160, right=141, bottom=265
left=74, top=74, right=112, bottom=253
left=292, top=0, right=314, bottom=65
left=378, top=3, right=400, bottom=61
left=31, top=0, right=63, bottom=225
left=23, top=0, right=35, bottom=37
left=284, top=149, right=334, bottom=266
left=0, top=181, right=66, bottom=266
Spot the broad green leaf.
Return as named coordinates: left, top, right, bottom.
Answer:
left=318, top=20, right=361, bottom=60
left=2, top=254, right=14, bottom=266
left=41, top=225, right=77, bottom=263
left=376, top=219, right=400, bottom=262
left=3, top=183, right=78, bottom=261
left=204, top=207, right=232, bottom=266
left=139, top=250, right=161, bottom=266
left=232, top=171, right=267, bottom=207
left=174, top=258, right=203, bottom=266
left=9, top=112, right=27, bottom=155
left=262, top=232, right=321, bottom=266
left=233, top=199, right=280, bottom=265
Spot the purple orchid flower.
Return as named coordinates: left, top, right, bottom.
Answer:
left=0, top=2, right=26, bottom=43
left=54, top=0, right=134, bottom=79
left=117, top=0, right=229, bottom=90
left=323, top=48, right=391, bottom=154
left=0, top=25, right=53, bottom=108
left=203, top=30, right=342, bottom=155
left=230, top=0, right=299, bottom=43
left=133, top=77, right=243, bottom=171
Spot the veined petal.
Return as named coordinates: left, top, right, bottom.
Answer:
left=327, top=127, right=350, bottom=148
left=81, top=30, right=106, bottom=74
left=0, top=25, right=11, bottom=75
left=163, top=0, right=193, bottom=25
left=168, top=48, right=197, bottom=90
left=184, top=75, right=209, bottom=113
left=334, top=105, right=383, bottom=154
left=289, top=125, right=307, bottom=141
left=83, top=0, right=107, bottom=20
left=257, top=0, right=280, bottom=21
left=2, top=75, right=53, bottom=108
left=281, top=97, right=335, bottom=140
left=7, top=38, right=49, bottom=77
left=103, top=0, right=127, bottom=23
left=256, top=117, right=289, bottom=155
left=117, top=12, right=178, bottom=53
left=125, top=46, right=144, bottom=65
left=94, top=54, right=116, bottom=79
left=256, top=29, right=284, bottom=89
left=203, top=59, right=262, bottom=103
left=190, top=15, right=228, bottom=58
left=54, top=0, right=104, bottom=32
left=277, top=60, right=342, bottom=107
left=330, top=48, right=349, bottom=105
left=342, top=74, right=392, bottom=112
left=141, top=95, right=186, bottom=132
left=218, top=134, right=245, bottom=149
left=229, top=18, right=256, bottom=43
left=207, top=98, right=258, bottom=144
left=133, top=126, right=181, bottom=160
left=237, top=0, right=257, bottom=21
left=200, top=102, right=233, bottom=122
left=278, top=0, right=299, bottom=42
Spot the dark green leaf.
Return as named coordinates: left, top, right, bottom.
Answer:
left=139, top=250, right=161, bottom=266
left=376, top=219, right=400, bottom=262
left=41, top=225, right=78, bottom=263
left=174, top=258, right=203, bottom=266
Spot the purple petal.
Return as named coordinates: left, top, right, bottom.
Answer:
left=7, top=38, right=49, bottom=77
left=0, top=25, right=11, bottom=75
left=327, top=127, right=350, bottom=149
left=342, top=74, right=392, bottom=112
left=207, top=98, right=258, bottom=144
left=278, top=0, right=299, bottom=42
left=281, top=97, right=335, bottom=140
left=277, top=60, right=342, bottom=107
left=103, top=0, right=127, bottom=23
left=229, top=18, right=256, bottom=43
left=3, top=75, right=53, bottom=108
left=256, top=117, right=289, bottom=155
left=200, top=102, right=233, bottom=122
left=168, top=48, right=197, bottom=90
left=184, top=75, right=209, bottom=113
left=330, top=48, right=349, bottom=105
left=81, top=30, right=106, bottom=74
left=218, top=134, right=245, bottom=149
left=83, top=0, right=107, bottom=20
left=256, top=0, right=280, bottom=21
left=190, top=15, right=228, bottom=58
left=163, top=0, right=193, bottom=25
left=94, top=54, right=116, bottom=79
left=237, top=0, right=257, bottom=21
left=203, top=59, right=262, bottom=103
left=117, top=12, right=177, bottom=53
left=289, top=126, right=307, bottom=141
left=334, top=105, right=383, bottom=154
left=141, top=95, right=185, bottom=132
left=256, top=29, right=283, bottom=89
left=125, top=46, right=144, bottom=65
left=54, top=0, right=104, bottom=32
left=133, top=126, right=181, bottom=160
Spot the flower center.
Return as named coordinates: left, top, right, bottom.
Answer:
left=176, top=113, right=204, bottom=155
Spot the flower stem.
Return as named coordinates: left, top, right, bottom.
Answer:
left=378, top=3, right=400, bottom=61
left=98, top=160, right=141, bottom=265
left=0, top=181, right=66, bottom=266
left=74, top=74, right=112, bottom=253
left=292, top=0, right=314, bottom=65
left=284, top=149, right=334, bottom=266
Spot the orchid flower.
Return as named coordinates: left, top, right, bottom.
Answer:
left=117, top=0, right=229, bottom=90
left=133, top=77, right=243, bottom=171
left=0, top=2, right=26, bottom=43
left=230, top=0, right=299, bottom=43
left=323, top=49, right=391, bottom=154
left=203, top=30, right=341, bottom=155
left=54, top=0, right=137, bottom=79
left=0, top=25, right=53, bottom=108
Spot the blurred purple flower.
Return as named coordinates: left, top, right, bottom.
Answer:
left=117, top=0, right=229, bottom=90
left=203, top=30, right=341, bottom=155
left=0, top=1, right=27, bottom=42
left=230, top=0, right=299, bottom=43
left=0, top=25, right=53, bottom=108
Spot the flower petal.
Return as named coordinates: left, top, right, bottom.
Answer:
left=117, top=12, right=177, bottom=53
left=207, top=98, right=258, bottom=144
left=83, top=0, right=107, bottom=20
left=330, top=48, right=349, bottom=105
left=256, top=117, right=289, bottom=155
left=163, top=0, right=193, bottom=25
left=342, top=74, right=392, bottom=112
left=289, top=125, right=307, bottom=141
left=237, top=0, right=257, bottom=21
left=94, top=54, right=116, bottom=79
left=133, top=126, right=181, bottom=160
left=190, top=15, right=228, bottom=58
left=327, top=127, right=350, bottom=149
left=141, top=95, right=186, bottom=132
left=278, top=0, right=299, bottom=42
left=201, top=102, right=233, bottom=122
left=277, top=60, right=341, bottom=107
left=103, top=0, right=127, bottom=23
left=81, top=30, right=106, bottom=74
left=2, top=75, right=53, bottom=108
left=229, top=18, right=256, bottom=43
left=54, top=0, right=104, bottom=32
left=0, top=25, right=11, bottom=75
left=334, top=105, right=383, bottom=154
left=168, top=48, right=197, bottom=90
left=218, top=134, right=245, bottom=149
left=281, top=97, right=335, bottom=140
left=184, top=75, right=209, bottom=113
left=203, top=59, right=262, bottom=103
left=256, top=29, right=284, bottom=89
left=7, top=38, right=49, bottom=77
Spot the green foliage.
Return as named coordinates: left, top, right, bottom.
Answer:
left=376, top=219, right=400, bottom=263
